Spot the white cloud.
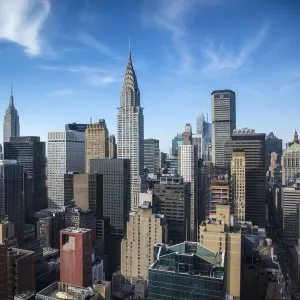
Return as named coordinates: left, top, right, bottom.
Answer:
left=86, top=75, right=119, bottom=86
left=38, top=64, right=108, bottom=73
left=0, top=0, right=50, bottom=56
left=78, top=32, right=125, bottom=60
left=48, top=89, right=75, bottom=96
left=201, top=23, right=269, bottom=76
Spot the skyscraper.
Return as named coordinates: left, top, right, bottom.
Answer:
left=60, top=227, right=92, bottom=287
left=117, top=51, right=146, bottom=211
left=0, top=160, right=24, bottom=245
left=90, top=158, right=130, bottom=234
left=211, top=90, right=236, bottom=166
left=47, top=131, right=85, bottom=208
left=109, top=135, right=117, bottom=158
left=144, top=139, right=160, bottom=174
left=224, top=128, right=266, bottom=227
left=178, top=124, right=198, bottom=241
left=85, top=119, right=109, bottom=173
left=3, top=89, right=20, bottom=144
left=266, top=132, right=282, bottom=172
left=4, top=136, right=47, bottom=213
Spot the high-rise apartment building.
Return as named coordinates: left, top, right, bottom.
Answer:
left=211, top=90, right=236, bottom=166
left=144, top=139, right=160, bottom=175
left=281, top=130, right=300, bottom=185
left=60, top=227, right=92, bottom=287
left=281, top=182, right=300, bottom=245
left=117, top=51, right=146, bottom=211
left=4, top=136, right=47, bottom=213
left=178, top=125, right=198, bottom=241
left=47, top=130, right=85, bottom=208
left=266, top=132, right=282, bottom=171
left=64, top=173, right=103, bottom=240
left=85, top=120, right=109, bottom=173
left=109, top=135, right=117, bottom=158
left=231, top=151, right=246, bottom=223
left=90, top=158, right=130, bottom=234
left=148, top=242, right=226, bottom=300
left=153, top=174, right=190, bottom=243
left=0, top=160, right=24, bottom=245
left=121, top=202, right=167, bottom=280
left=3, top=90, right=20, bottom=144
left=224, top=128, right=266, bottom=227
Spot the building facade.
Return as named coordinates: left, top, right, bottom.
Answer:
left=178, top=144, right=198, bottom=241
left=65, top=123, right=88, bottom=132
left=60, top=228, right=92, bottom=287
left=85, top=120, right=109, bottom=173
left=231, top=151, right=246, bottom=223
left=0, top=160, right=24, bottom=245
left=90, top=158, right=130, bottom=234
left=4, top=136, right=47, bottom=213
left=224, top=129, right=266, bottom=227
left=281, top=131, right=300, bottom=185
left=121, top=202, right=167, bottom=280
left=153, top=174, right=190, bottom=244
left=3, top=90, right=20, bottom=144
left=117, top=51, right=146, bottom=211
left=47, top=131, right=85, bottom=208
left=144, top=139, right=160, bottom=175
left=211, top=90, right=236, bottom=166
left=109, top=135, right=117, bottom=158
left=266, top=132, right=282, bottom=172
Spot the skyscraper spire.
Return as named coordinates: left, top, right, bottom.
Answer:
left=10, top=84, right=14, bottom=107
left=294, top=129, right=299, bottom=144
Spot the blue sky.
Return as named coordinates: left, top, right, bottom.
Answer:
left=0, top=0, right=299, bottom=152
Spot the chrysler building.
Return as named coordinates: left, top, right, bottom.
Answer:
left=117, top=50, right=146, bottom=211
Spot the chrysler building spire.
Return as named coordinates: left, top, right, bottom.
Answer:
left=117, top=49, right=146, bottom=211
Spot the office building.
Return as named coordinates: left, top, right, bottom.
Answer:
left=171, top=133, right=183, bottom=157
left=153, top=174, right=190, bottom=243
left=60, top=227, right=92, bottom=287
left=3, top=89, right=20, bottom=144
left=85, top=119, right=109, bottom=173
left=281, top=182, right=300, bottom=245
left=148, top=242, right=226, bottom=300
left=266, top=132, right=282, bottom=171
left=4, top=136, right=47, bottom=213
left=64, top=172, right=103, bottom=230
left=160, top=152, right=167, bottom=169
left=178, top=126, right=198, bottom=240
left=109, top=134, right=117, bottom=158
left=144, top=139, right=160, bottom=175
left=65, top=123, right=88, bottom=132
left=199, top=204, right=241, bottom=299
left=281, top=130, right=300, bottom=185
left=47, top=130, right=85, bottom=208
left=117, top=51, right=146, bottom=211
left=90, top=158, right=130, bottom=234
left=121, top=201, right=167, bottom=280
left=0, top=221, right=17, bottom=247
left=224, top=128, right=266, bottom=227
left=231, top=151, right=246, bottom=222
left=211, top=90, right=236, bottom=166
left=192, top=133, right=203, bottom=160
left=0, top=160, right=24, bottom=245
left=0, top=246, right=35, bottom=299
left=196, top=112, right=212, bottom=161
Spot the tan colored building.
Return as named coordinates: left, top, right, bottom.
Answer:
left=85, top=119, right=109, bottom=173
left=231, top=151, right=246, bottom=222
left=209, top=178, right=229, bottom=218
left=0, top=221, right=17, bottom=247
left=199, top=204, right=241, bottom=300
left=121, top=202, right=168, bottom=280
left=281, top=130, right=300, bottom=185
left=109, top=135, right=117, bottom=158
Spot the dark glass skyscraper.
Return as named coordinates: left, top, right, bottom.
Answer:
left=4, top=136, right=47, bottom=214
left=265, top=132, right=282, bottom=171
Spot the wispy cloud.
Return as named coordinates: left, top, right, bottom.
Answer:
left=38, top=64, right=120, bottom=86
left=78, top=32, right=125, bottom=60
left=48, top=89, right=76, bottom=97
left=0, top=0, right=50, bottom=56
left=201, top=23, right=269, bottom=76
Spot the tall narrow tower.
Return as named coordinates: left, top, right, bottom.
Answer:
left=117, top=50, right=146, bottom=211
left=3, top=88, right=20, bottom=143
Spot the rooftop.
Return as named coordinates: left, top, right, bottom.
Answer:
left=61, top=227, right=91, bottom=234
left=284, top=142, right=300, bottom=154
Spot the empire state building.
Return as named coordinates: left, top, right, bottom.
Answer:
left=3, top=89, right=20, bottom=143
left=117, top=51, right=146, bottom=211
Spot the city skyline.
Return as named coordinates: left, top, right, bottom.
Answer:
left=0, top=0, right=299, bottom=152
